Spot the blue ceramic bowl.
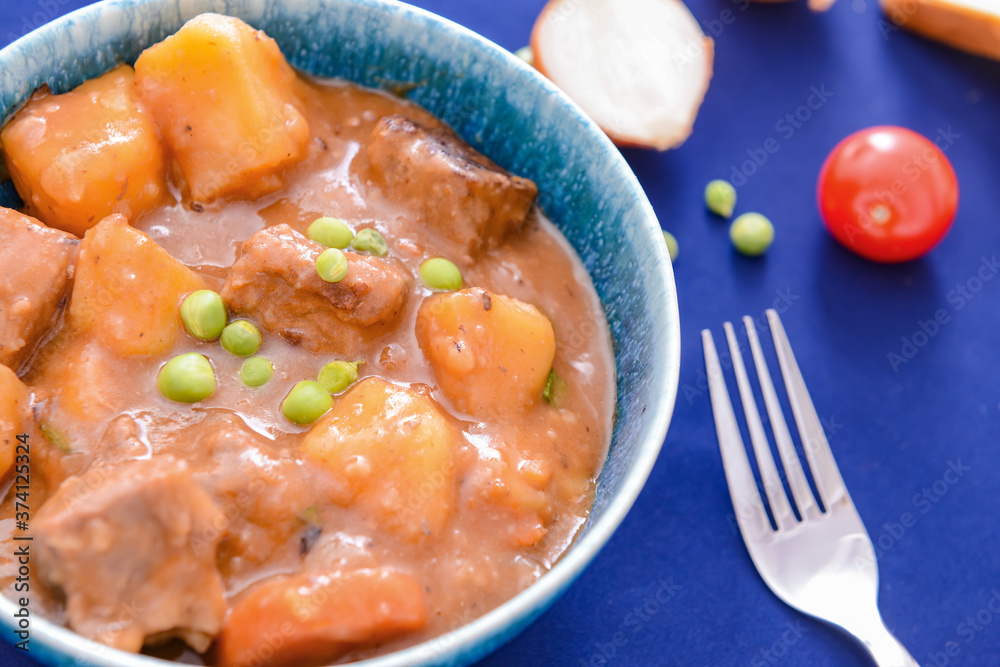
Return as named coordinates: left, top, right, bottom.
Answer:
left=0, top=1, right=680, bottom=665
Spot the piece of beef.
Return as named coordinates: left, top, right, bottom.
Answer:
left=34, top=458, right=227, bottom=653
left=188, top=415, right=316, bottom=571
left=366, top=115, right=538, bottom=261
left=0, top=207, right=78, bottom=370
left=221, top=224, right=408, bottom=355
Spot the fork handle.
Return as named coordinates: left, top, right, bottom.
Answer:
left=851, top=617, right=920, bottom=667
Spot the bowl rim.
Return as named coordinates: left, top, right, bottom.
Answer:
left=0, top=0, right=681, bottom=665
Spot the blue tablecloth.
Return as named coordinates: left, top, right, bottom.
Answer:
left=3, top=1, right=999, bottom=665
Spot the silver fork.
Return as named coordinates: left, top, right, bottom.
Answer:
left=702, top=309, right=919, bottom=667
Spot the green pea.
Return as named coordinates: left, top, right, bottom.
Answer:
left=157, top=353, right=216, bottom=403
left=307, top=217, right=354, bottom=249
left=350, top=228, right=388, bottom=257
left=419, top=257, right=463, bottom=291
left=542, top=368, right=568, bottom=406
left=730, top=213, right=775, bottom=257
left=180, top=290, right=227, bottom=340
left=705, top=179, right=737, bottom=218
left=299, top=505, right=319, bottom=524
left=240, top=356, right=274, bottom=388
left=221, top=320, right=262, bottom=356
left=662, top=231, right=679, bottom=262
left=316, top=248, right=349, bottom=283
left=39, top=420, right=71, bottom=454
left=281, top=380, right=333, bottom=425
left=317, top=360, right=359, bottom=394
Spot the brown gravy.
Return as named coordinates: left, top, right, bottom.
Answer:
left=0, top=75, right=615, bottom=664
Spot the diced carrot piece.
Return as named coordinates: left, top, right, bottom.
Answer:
left=133, top=13, right=310, bottom=202
left=0, top=365, right=30, bottom=477
left=216, top=569, right=427, bottom=667
left=301, top=378, right=457, bottom=542
left=510, top=515, right=548, bottom=547
left=69, top=215, right=205, bottom=356
left=0, top=65, right=168, bottom=237
left=415, top=288, right=555, bottom=417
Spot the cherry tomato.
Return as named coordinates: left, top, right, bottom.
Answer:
left=817, top=126, right=958, bottom=263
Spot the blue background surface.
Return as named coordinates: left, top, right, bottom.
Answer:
left=3, top=1, right=1000, bottom=666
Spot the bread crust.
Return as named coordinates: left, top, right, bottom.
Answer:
left=880, top=0, right=1000, bottom=61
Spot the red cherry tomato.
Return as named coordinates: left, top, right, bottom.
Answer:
left=817, top=126, right=958, bottom=263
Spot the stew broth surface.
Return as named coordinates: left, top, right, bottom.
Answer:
left=0, top=73, right=615, bottom=663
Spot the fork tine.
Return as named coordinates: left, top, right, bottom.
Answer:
left=766, top=309, right=849, bottom=510
left=743, top=316, right=820, bottom=520
left=723, top=322, right=796, bottom=530
left=702, top=329, right=772, bottom=541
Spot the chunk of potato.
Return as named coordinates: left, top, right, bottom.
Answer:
left=0, top=65, right=168, bottom=237
left=133, top=13, right=310, bottom=202
left=69, top=215, right=206, bottom=356
left=301, top=378, right=457, bottom=542
left=415, top=288, right=555, bottom=417
left=38, top=338, right=123, bottom=422
left=216, top=569, right=427, bottom=667
left=0, top=365, right=30, bottom=477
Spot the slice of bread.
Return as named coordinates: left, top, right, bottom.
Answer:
left=880, top=0, right=1000, bottom=61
